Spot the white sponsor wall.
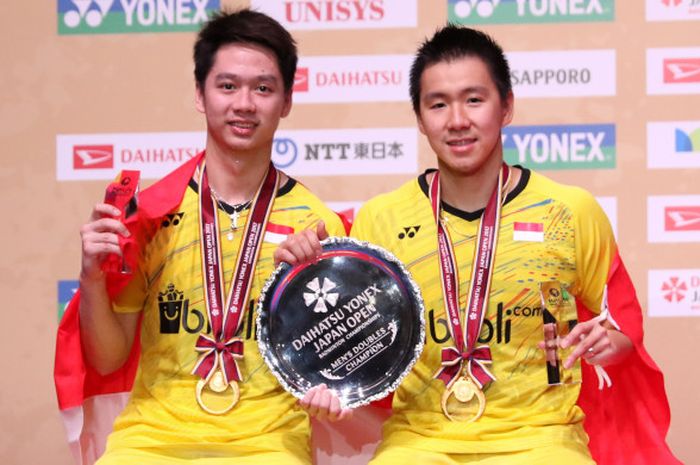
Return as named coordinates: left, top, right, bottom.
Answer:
left=3, top=0, right=698, bottom=464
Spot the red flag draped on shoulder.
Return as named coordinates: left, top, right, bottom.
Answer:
left=53, top=153, right=204, bottom=465
left=577, top=250, right=682, bottom=465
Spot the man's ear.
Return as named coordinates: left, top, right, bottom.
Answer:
left=501, top=91, right=514, bottom=127
left=281, top=91, right=293, bottom=118
left=195, top=83, right=205, bottom=114
left=416, top=112, right=427, bottom=136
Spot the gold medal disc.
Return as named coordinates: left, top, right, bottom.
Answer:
left=209, top=370, right=228, bottom=393
left=196, top=374, right=240, bottom=415
left=441, top=374, right=486, bottom=422
left=453, top=377, right=476, bottom=403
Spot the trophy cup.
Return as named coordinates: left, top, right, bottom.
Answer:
left=257, top=237, right=425, bottom=408
left=539, top=281, right=580, bottom=385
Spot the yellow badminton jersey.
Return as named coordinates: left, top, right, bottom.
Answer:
left=352, top=168, right=615, bottom=455
left=102, top=176, right=345, bottom=464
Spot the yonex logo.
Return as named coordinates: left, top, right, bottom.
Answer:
left=73, top=145, right=114, bottom=169
left=502, top=124, right=615, bottom=170
left=58, top=0, right=217, bottom=35
left=398, top=225, right=420, bottom=239
left=449, top=0, right=610, bottom=24
left=303, top=277, right=339, bottom=314
left=63, top=0, right=113, bottom=28
left=452, top=0, right=500, bottom=18
left=162, top=212, right=184, bottom=228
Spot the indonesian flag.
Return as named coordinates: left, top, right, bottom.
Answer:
left=54, top=156, right=203, bottom=465
left=513, top=222, right=544, bottom=242
left=264, top=222, right=294, bottom=244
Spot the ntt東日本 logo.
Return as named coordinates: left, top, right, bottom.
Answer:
left=73, top=144, right=114, bottom=169
left=663, top=58, right=700, bottom=83
left=57, top=0, right=219, bottom=35
left=665, top=206, right=700, bottom=231
left=502, top=124, right=616, bottom=170
left=249, top=0, right=417, bottom=30
left=648, top=195, right=700, bottom=242
left=271, top=128, right=417, bottom=177
left=448, top=0, right=614, bottom=24
left=648, top=270, right=700, bottom=317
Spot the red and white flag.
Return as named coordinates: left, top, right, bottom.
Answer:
left=513, top=222, right=544, bottom=242
left=264, top=222, right=295, bottom=244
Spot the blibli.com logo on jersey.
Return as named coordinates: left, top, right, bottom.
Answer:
left=502, top=124, right=616, bottom=170
left=448, top=0, right=614, bottom=24
left=57, top=0, right=219, bottom=35
left=429, top=302, right=556, bottom=345
left=157, top=283, right=260, bottom=338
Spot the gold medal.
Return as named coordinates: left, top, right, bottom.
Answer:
left=196, top=370, right=240, bottom=415
left=453, top=376, right=476, bottom=403
left=441, top=374, right=486, bottom=422
left=209, top=370, right=228, bottom=393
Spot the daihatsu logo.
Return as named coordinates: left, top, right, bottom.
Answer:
left=73, top=145, right=114, bottom=169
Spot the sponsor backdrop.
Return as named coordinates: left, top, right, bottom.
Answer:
left=1, top=0, right=698, bottom=463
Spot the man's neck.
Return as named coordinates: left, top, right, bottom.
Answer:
left=437, top=157, right=519, bottom=213
left=203, top=144, right=271, bottom=205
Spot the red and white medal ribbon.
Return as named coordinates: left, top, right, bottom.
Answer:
left=192, top=162, right=279, bottom=387
left=431, top=164, right=510, bottom=389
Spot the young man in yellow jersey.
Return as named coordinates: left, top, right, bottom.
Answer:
left=56, top=9, right=345, bottom=465
left=275, top=25, right=680, bottom=465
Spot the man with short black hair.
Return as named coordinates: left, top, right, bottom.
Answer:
left=277, top=24, right=680, bottom=465
left=56, top=9, right=344, bottom=465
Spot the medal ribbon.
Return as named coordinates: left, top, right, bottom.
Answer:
left=192, top=161, right=279, bottom=386
left=431, top=164, right=510, bottom=389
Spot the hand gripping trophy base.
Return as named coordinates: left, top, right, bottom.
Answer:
left=441, top=373, right=486, bottom=422
left=196, top=370, right=240, bottom=415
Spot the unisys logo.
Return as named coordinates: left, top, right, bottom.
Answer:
left=284, top=0, right=385, bottom=22
left=665, top=206, right=700, bottom=231
left=294, top=67, right=309, bottom=92
left=249, top=0, right=416, bottom=30
left=73, top=144, right=114, bottom=169
left=664, top=58, right=700, bottom=83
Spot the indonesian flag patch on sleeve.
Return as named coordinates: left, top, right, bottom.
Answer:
left=513, top=222, right=544, bottom=242
left=264, top=222, right=294, bottom=244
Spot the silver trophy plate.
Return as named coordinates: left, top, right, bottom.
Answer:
left=257, top=237, right=425, bottom=408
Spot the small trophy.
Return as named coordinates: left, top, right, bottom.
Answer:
left=102, top=170, right=139, bottom=274
left=539, top=281, right=580, bottom=385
